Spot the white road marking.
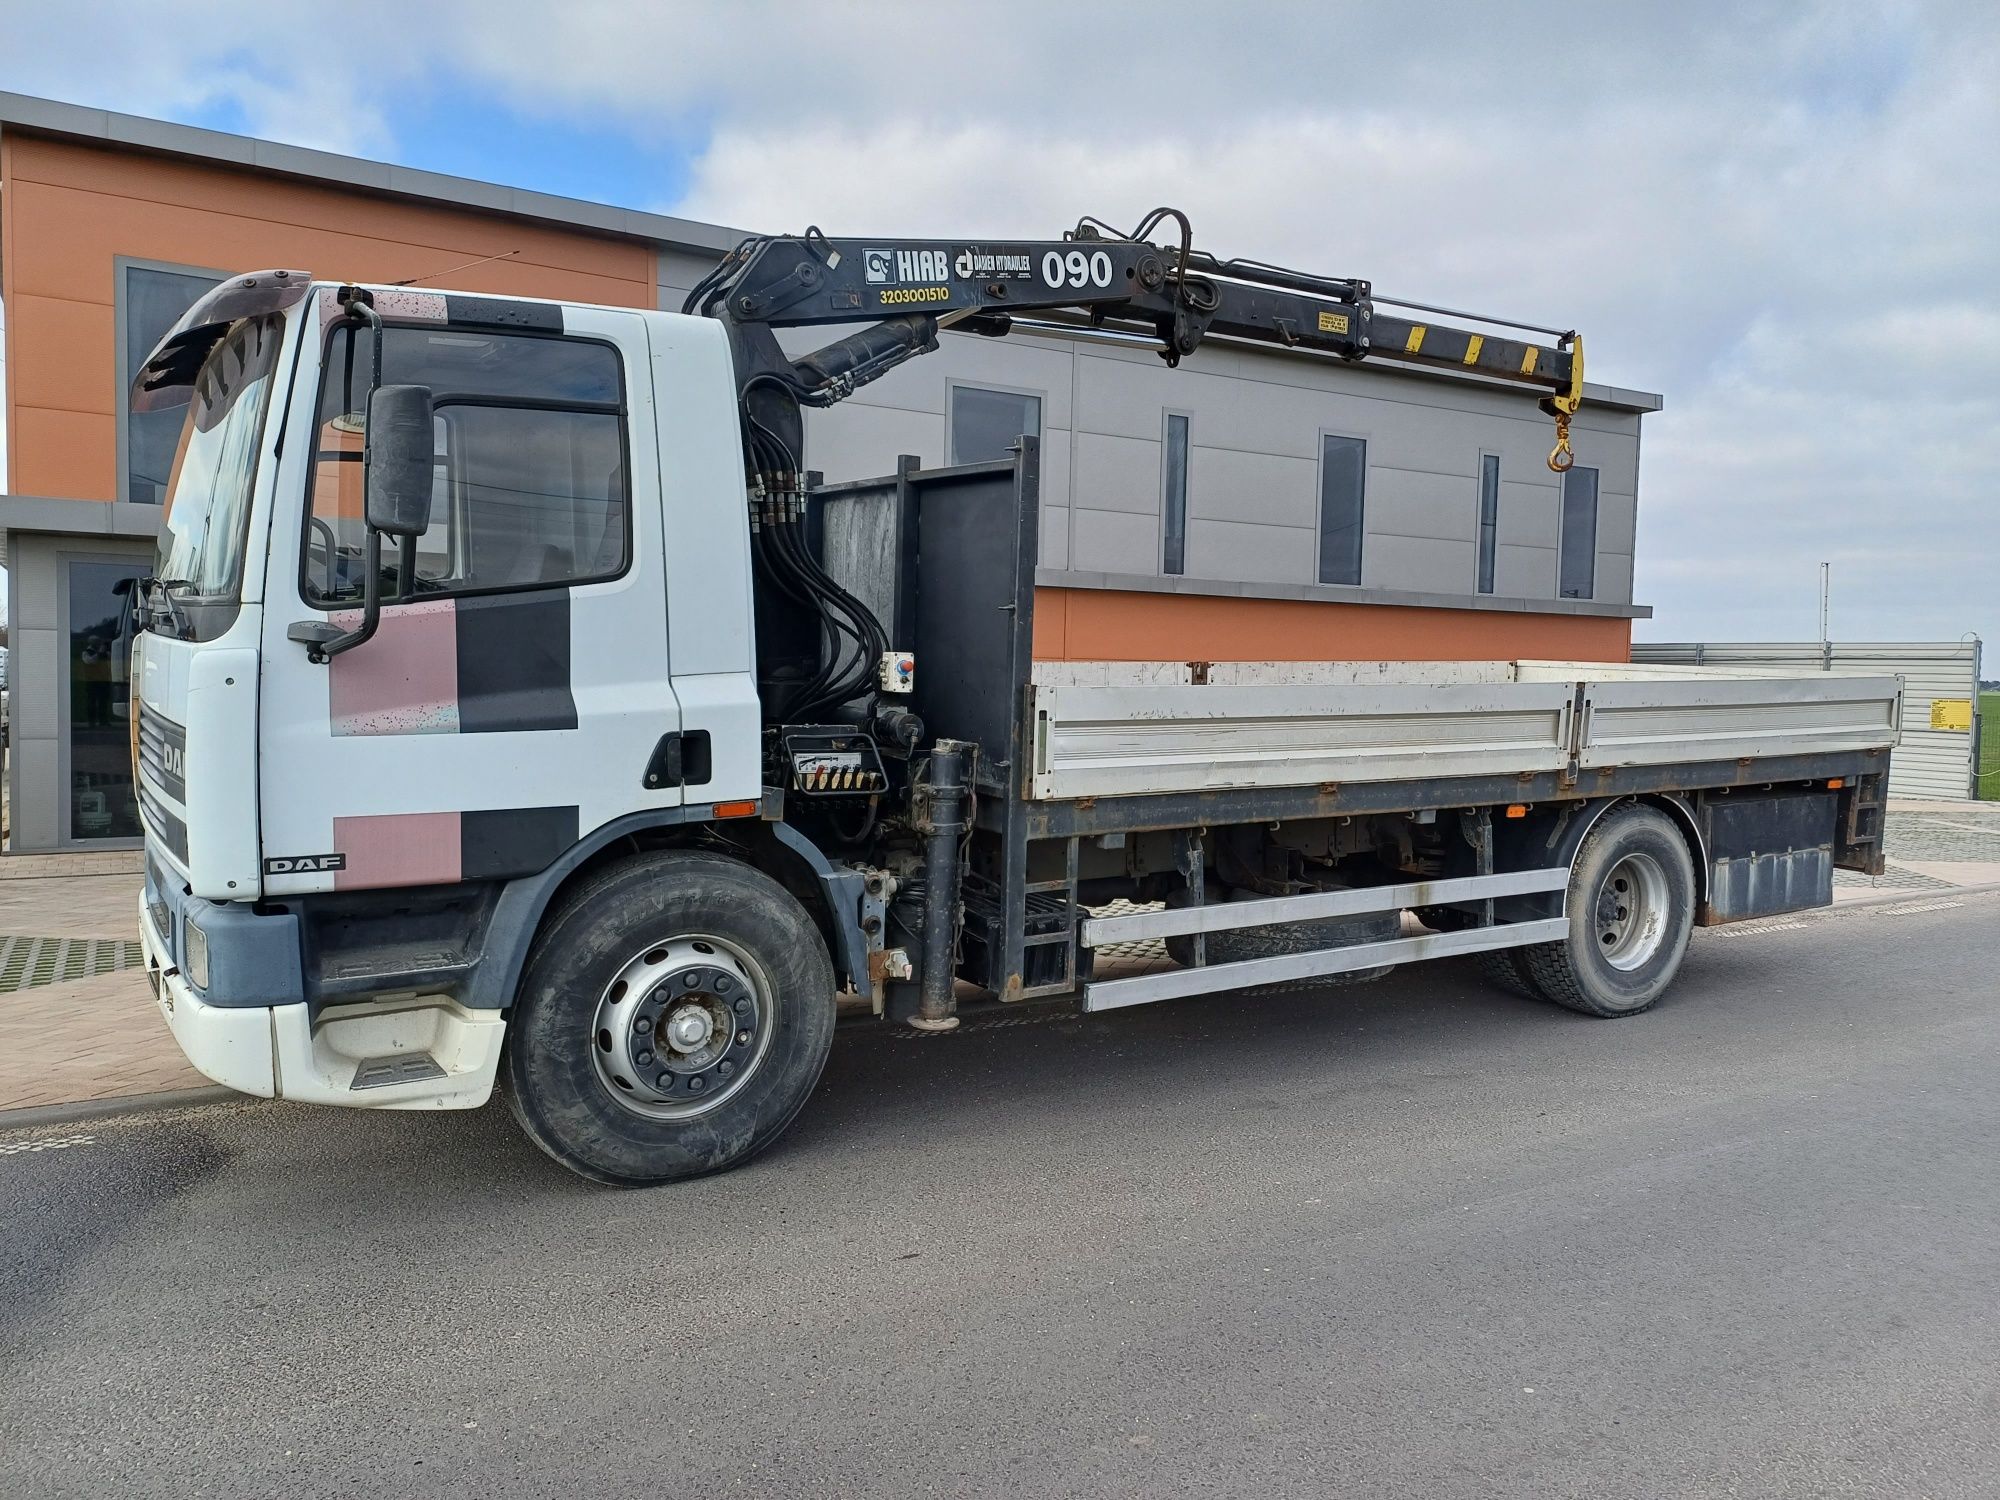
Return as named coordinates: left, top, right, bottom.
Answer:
left=1871, top=899, right=1965, bottom=917
left=1710, top=919, right=1813, bottom=937
left=0, top=1132, right=97, bottom=1155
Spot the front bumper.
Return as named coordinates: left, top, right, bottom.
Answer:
left=140, top=896, right=505, bottom=1110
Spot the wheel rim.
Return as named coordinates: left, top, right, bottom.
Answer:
left=1593, top=852, right=1670, bottom=971
left=592, top=935, right=775, bottom=1119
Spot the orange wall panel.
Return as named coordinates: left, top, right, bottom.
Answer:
left=8, top=293, right=117, bottom=415
left=2, top=133, right=656, bottom=501
left=1031, top=587, right=1632, bottom=663
left=11, top=407, right=117, bottom=500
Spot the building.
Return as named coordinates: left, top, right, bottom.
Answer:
left=0, top=91, right=1659, bottom=851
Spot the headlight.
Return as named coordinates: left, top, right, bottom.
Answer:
left=183, top=918, right=211, bottom=991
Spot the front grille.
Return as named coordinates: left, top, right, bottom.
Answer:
left=137, top=702, right=187, bottom=802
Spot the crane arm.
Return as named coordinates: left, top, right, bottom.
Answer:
left=697, top=210, right=1586, bottom=476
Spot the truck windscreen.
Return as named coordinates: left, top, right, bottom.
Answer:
left=154, top=313, right=284, bottom=638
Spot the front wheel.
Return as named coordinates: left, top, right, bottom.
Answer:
left=1518, top=805, right=1696, bottom=1018
left=506, top=851, right=836, bottom=1185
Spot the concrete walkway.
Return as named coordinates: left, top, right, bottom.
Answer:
left=2, top=802, right=1996, bottom=1120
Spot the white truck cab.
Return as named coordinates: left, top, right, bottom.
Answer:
left=137, top=275, right=767, bottom=1113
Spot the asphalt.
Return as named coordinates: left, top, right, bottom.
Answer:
left=3, top=892, right=1996, bottom=1500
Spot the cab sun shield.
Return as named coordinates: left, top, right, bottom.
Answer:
left=131, top=268, right=314, bottom=413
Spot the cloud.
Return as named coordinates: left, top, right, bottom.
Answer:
left=0, top=0, right=1994, bottom=647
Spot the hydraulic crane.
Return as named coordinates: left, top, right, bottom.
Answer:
left=685, top=207, right=1587, bottom=723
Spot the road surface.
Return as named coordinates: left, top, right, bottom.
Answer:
left=4, top=892, right=1996, bottom=1498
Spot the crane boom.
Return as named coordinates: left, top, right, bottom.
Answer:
left=694, top=210, right=1586, bottom=478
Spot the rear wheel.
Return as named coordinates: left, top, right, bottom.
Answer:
left=1518, top=805, right=1695, bottom=1017
left=506, top=851, right=836, bottom=1185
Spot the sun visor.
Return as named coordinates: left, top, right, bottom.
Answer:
left=131, top=269, right=315, bottom=413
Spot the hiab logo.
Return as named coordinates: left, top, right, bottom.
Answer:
left=863, top=248, right=951, bottom=285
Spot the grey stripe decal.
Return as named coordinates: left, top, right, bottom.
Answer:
left=444, top=295, right=563, bottom=333
left=461, top=806, right=580, bottom=881
left=454, top=591, right=577, bottom=733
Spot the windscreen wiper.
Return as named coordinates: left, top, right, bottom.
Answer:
left=148, top=577, right=199, bottom=640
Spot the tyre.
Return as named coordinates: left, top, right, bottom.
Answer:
left=1518, top=805, right=1695, bottom=1018
left=1164, top=888, right=1400, bottom=989
left=506, top=851, right=837, bottom=1186
left=1471, top=945, right=1543, bottom=1001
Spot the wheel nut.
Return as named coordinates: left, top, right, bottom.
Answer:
left=636, top=1050, right=653, bottom=1066
left=734, top=998, right=751, bottom=1015
left=718, top=1060, right=734, bottom=1077
left=715, top=976, right=732, bottom=993
left=736, top=1030, right=751, bottom=1046
left=683, top=973, right=701, bottom=989
left=656, top=1073, right=673, bottom=1089
left=635, top=1017, right=652, bottom=1034
left=688, top=1076, right=706, bottom=1093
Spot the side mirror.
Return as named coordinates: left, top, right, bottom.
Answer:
left=364, top=384, right=434, bottom=537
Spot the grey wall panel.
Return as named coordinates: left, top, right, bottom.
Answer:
left=1034, top=428, right=1074, bottom=513
left=1596, top=491, right=1638, bottom=557
left=1040, top=507, right=1071, bottom=570
left=1072, top=432, right=1167, bottom=515
left=12, top=533, right=59, bottom=619
left=1364, top=466, right=1479, bottom=544
left=803, top=403, right=944, bottom=482
left=1072, top=507, right=1163, bottom=575
left=1365, top=533, right=1479, bottom=595
left=1495, top=542, right=1559, bottom=598
left=1186, top=518, right=1317, bottom=585
left=1496, top=479, right=1561, bottom=547
left=1187, top=447, right=1317, bottom=529
left=1600, top=552, right=1635, bottom=606
left=10, top=626, right=62, bottom=742
left=10, top=740, right=61, bottom=849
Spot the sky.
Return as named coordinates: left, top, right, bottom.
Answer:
left=1, top=0, right=1994, bottom=653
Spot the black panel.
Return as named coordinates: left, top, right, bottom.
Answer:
left=1701, top=792, right=1836, bottom=862
left=908, top=444, right=1040, bottom=787
left=454, top=591, right=578, bottom=733
left=444, top=295, right=564, bottom=332
left=460, top=805, right=580, bottom=881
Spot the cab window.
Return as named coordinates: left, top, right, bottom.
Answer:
left=303, top=325, right=629, bottom=607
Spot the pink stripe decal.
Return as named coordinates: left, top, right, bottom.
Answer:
left=329, top=598, right=460, bottom=736
left=332, top=812, right=462, bottom=891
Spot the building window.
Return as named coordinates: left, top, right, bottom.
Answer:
left=66, top=559, right=147, bottom=841
left=1317, top=433, right=1367, bottom=586
left=304, top=325, right=630, bottom=606
left=949, top=385, right=1041, bottom=466
left=1559, top=464, right=1599, bottom=599
left=120, top=262, right=223, bottom=505
left=1162, top=412, right=1190, bottom=575
left=1476, top=453, right=1501, bottom=594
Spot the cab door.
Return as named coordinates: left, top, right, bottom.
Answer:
left=258, top=294, right=680, bottom=897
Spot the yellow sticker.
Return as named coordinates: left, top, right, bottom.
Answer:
left=1463, top=334, right=1484, bottom=365
left=1930, top=698, right=1973, bottom=731
left=1404, top=326, right=1427, bottom=354
left=1317, top=310, right=1350, bottom=334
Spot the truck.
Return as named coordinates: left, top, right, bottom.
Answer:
left=128, top=215, right=1900, bottom=1184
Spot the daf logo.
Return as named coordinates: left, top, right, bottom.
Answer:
left=263, top=853, right=347, bottom=875
left=162, top=745, right=186, bottom=779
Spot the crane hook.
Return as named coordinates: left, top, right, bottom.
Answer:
left=1545, top=334, right=1584, bottom=474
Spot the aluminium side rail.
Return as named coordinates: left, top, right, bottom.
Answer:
left=1078, top=868, right=1571, bottom=1012
left=1028, top=669, right=1901, bottom=802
